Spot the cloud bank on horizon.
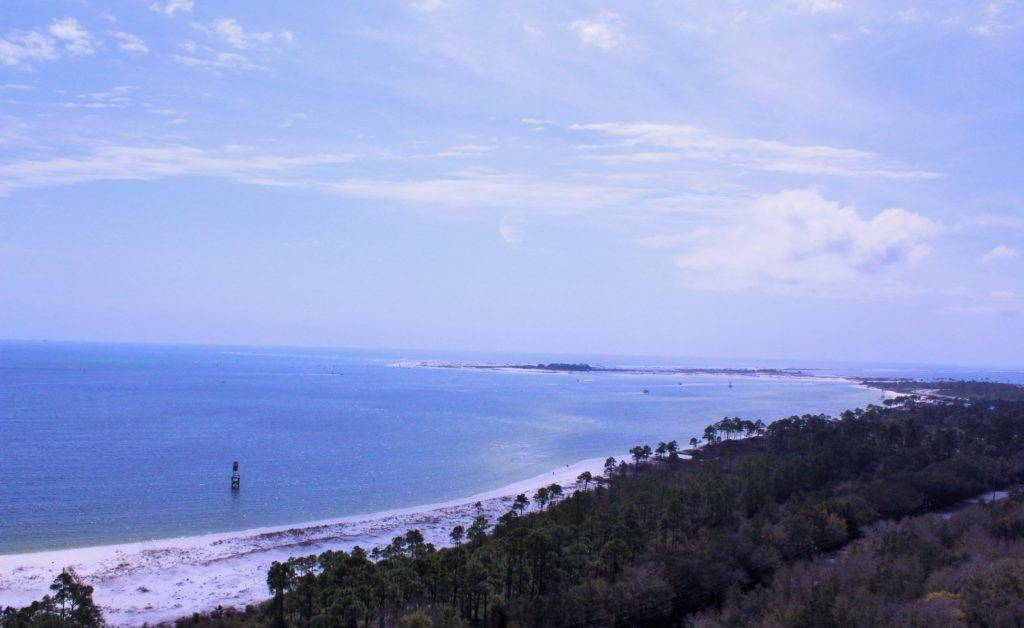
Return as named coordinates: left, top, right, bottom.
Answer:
left=0, top=0, right=1022, bottom=365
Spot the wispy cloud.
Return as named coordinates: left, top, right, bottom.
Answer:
left=410, top=0, right=450, bottom=12
left=0, top=29, right=58, bottom=67
left=195, top=18, right=293, bottom=50
left=54, top=85, right=137, bottom=110
left=150, top=0, right=194, bottom=17
left=572, top=122, right=942, bottom=180
left=436, top=144, right=494, bottom=157
left=787, top=0, right=845, bottom=15
left=324, top=170, right=644, bottom=214
left=569, top=12, right=626, bottom=50
left=49, top=18, right=96, bottom=57
left=499, top=215, right=526, bottom=244
left=0, top=18, right=99, bottom=67
left=0, top=114, right=28, bottom=145
left=173, top=51, right=267, bottom=72
left=972, top=0, right=1021, bottom=36
left=0, top=145, right=358, bottom=196
left=112, top=32, right=149, bottom=54
left=982, top=244, right=1019, bottom=262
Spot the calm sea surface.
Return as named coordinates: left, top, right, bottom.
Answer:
left=2, top=341, right=1015, bottom=554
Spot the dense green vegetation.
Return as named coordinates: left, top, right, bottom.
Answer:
left=861, top=378, right=1024, bottom=402
left=520, top=363, right=593, bottom=372
left=177, top=395, right=1024, bottom=627
left=0, top=571, right=102, bottom=627
left=696, top=490, right=1024, bottom=627
left=486, top=363, right=594, bottom=372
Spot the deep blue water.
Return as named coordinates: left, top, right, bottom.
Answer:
left=1, top=341, right=1015, bottom=554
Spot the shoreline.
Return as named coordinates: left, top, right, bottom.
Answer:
left=0, top=455, right=624, bottom=627
left=394, top=360, right=909, bottom=402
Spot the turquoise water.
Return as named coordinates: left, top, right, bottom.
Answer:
left=0, top=341, right=886, bottom=554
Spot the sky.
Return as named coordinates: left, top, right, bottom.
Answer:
left=1, top=1, right=1023, bottom=367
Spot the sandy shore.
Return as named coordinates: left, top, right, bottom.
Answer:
left=0, top=456, right=622, bottom=627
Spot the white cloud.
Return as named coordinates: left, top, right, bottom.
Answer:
left=436, top=144, right=494, bottom=157
left=325, top=170, right=642, bottom=214
left=570, top=12, right=625, bottom=50
left=112, top=32, right=149, bottom=54
left=84, top=85, right=134, bottom=103
left=56, top=85, right=137, bottom=109
left=173, top=51, right=266, bottom=72
left=410, top=0, right=450, bottom=12
left=150, top=0, right=194, bottom=16
left=197, top=19, right=292, bottom=50
left=49, top=18, right=96, bottom=56
left=144, top=104, right=186, bottom=119
left=0, top=30, right=58, bottom=67
left=672, top=189, right=939, bottom=293
left=499, top=216, right=525, bottom=244
left=572, top=122, right=942, bottom=180
left=0, top=145, right=357, bottom=196
left=972, top=0, right=1019, bottom=36
left=788, top=0, right=845, bottom=14
left=0, top=19, right=100, bottom=67
left=583, top=151, right=689, bottom=164
left=982, top=244, right=1019, bottom=262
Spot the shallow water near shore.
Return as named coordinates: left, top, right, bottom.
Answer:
left=1, top=341, right=886, bottom=554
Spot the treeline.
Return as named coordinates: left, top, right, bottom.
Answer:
left=175, top=395, right=1024, bottom=627
left=695, top=490, right=1024, bottom=626
left=862, top=378, right=1024, bottom=402
left=0, top=571, right=102, bottom=627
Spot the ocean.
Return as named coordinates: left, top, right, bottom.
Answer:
left=1, top=340, right=1014, bottom=555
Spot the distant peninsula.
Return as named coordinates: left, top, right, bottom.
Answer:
left=407, top=361, right=805, bottom=376
left=856, top=378, right=1024, bottom=402
left=401, top=361, right=1024, bottom=402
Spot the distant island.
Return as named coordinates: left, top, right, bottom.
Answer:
left=508, top=362, right=594, bottom=372
left=413, top=361, right=806, bottom=376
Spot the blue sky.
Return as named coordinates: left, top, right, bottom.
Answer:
left=1, top=0, right=1023, bottom=366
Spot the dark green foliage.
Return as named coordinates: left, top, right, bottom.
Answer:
left=1, top=571, right=103, bottom=627
left=696, top=494, right=1024, bottom=627
left=190, top=397, right=1024, bottom=626
left=512, top=363, right=593, bottom=372
left=861, top=378, right=1024, bottom=401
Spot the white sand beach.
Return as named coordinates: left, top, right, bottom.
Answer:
left=0, top=455, right=622, bottom=627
